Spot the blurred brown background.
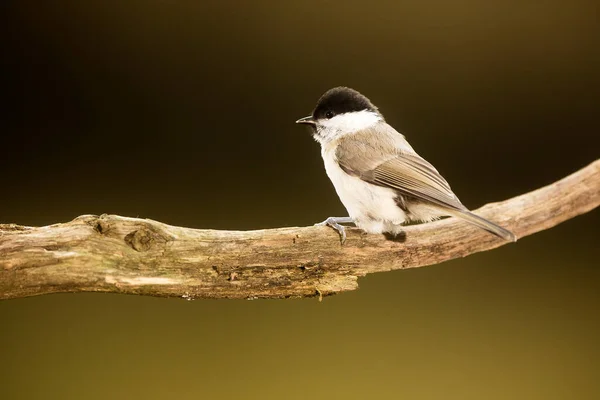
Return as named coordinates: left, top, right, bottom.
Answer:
left=1, top=1, right=599, bottom=399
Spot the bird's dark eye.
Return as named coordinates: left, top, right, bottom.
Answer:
left=325, top=110, right=334, bottom=119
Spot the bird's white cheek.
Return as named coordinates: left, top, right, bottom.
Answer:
left=323, top=111, right=381, bottom=131
left=315, top=110, right=382, bottom=144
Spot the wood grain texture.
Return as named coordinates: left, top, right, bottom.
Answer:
left=1, top=159, right=598, bottom=301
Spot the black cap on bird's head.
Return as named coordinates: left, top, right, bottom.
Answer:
left=296, top=87, right=379, bottom=126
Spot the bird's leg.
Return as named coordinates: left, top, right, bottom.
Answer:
left=315, top=217, right=355, bottom=244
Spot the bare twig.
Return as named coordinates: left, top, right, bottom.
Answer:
left=1, top=160, right=598, bottom=301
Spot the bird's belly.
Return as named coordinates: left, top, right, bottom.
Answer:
left=323, top=157, right=408, bottom=233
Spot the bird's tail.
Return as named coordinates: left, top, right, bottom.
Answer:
left=446, top=209, right=516, bottom=242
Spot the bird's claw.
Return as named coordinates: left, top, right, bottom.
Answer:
left=315, top=217, right=350, bottom=244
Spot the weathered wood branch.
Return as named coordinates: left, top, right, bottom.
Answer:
left=1, top=160, right=598, bottom=301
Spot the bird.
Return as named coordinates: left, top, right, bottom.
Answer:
left=296, top=86, right=516, bottom=244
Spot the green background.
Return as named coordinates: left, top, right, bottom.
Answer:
left=2, top=1, right=598, bottom=399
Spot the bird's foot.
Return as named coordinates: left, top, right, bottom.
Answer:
left=383, top=231, right=407, bottom=243
left=315, top=217, right=354, bottom=244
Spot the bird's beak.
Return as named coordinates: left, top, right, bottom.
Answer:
left=295, top=116, right=316, bottom=126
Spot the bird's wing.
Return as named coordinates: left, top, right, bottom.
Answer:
left=335, top=125, right=466, bottom=211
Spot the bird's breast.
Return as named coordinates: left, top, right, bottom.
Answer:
left=320, top=144, right=407, bottom=226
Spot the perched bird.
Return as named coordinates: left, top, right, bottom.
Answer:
left=296, top=87, right=516, bottom=243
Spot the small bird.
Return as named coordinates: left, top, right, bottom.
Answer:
left=296, top=86, right=516, bottom=243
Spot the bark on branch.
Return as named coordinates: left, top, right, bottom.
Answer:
left=1, top=160, right=598, bottom=301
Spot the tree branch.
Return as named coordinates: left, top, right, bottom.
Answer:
left=1, top=160, right=598, bottom=301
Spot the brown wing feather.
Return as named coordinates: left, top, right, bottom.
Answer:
left=370, top=154, right=466, bottom=211
left=335, top=125, right=466, bottom=211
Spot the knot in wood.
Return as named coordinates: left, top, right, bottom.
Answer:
left=124, top=227, right=168, bottom=252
